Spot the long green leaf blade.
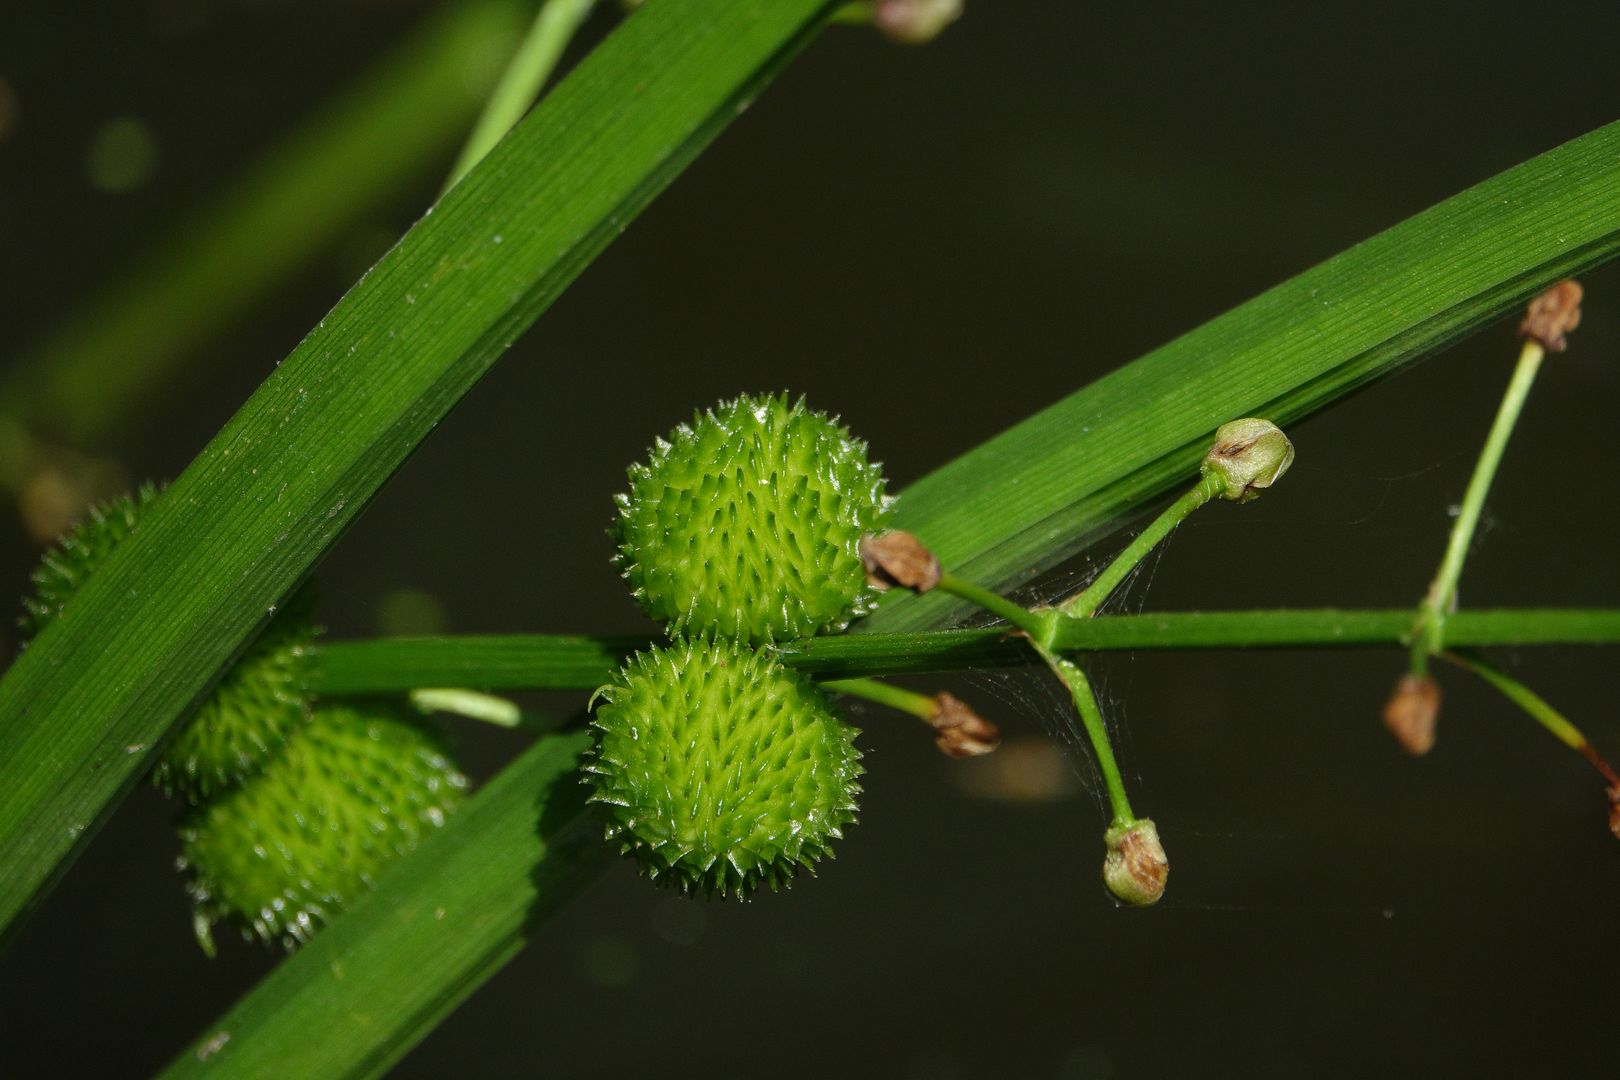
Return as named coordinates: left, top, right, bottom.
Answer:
left=0, top=0, right=833, bottom=941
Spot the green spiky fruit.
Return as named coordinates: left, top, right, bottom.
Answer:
left=179, top=702, right=467, bottom=952
left=19, top=486, right=317, bottom=801
left=586, top=639, right=863, bottom=897
left=151, top=585, right=318, bottom=801
left=613, top=393, right=892, bottom=643
left=19, top=485, right=160, bottom=640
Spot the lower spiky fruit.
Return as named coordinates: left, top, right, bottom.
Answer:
left=179, top=703, right=467, bottom=952
left=586, top=639, right=862, bottom=897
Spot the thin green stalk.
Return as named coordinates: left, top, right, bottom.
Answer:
left=895, top=544, right=1140, bottom=824
left=822, top=676, right=936, bottom=719
left=1059, top=474, right=1221, bottom=620
left=1412, top=338, right=1545, bottom=668
left=443, top=0, right=598, bottom=191
left=309, top=608, right=1620, bottom=694
left=829, top=3, right=871, bottom=26
left=409, top=688, right=522, bottom=727
left=1439, top=652, right=1620, bottom=787
left=936, top=571, right=1045, bottom=636
left=1032, top=642, right=1134, bottom=825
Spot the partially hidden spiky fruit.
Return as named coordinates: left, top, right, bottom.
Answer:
left=586, top=639, right=863, bottom=897
left=19, top=485, right=160, bottom=640
left=613, top=393, right=892, bottom=644
left=151, top=584, right=319, bottom=801
left=19, top=486, right=317, bottom=801
left=179, top=702, right=467, bottom=952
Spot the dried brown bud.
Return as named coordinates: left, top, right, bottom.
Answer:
left=860, top=530, right=941, bottom=592
left=1606, top=785, right=1620, bottom=841
left=1519, top=279, right=1583, bottom=352
left=1103, top=819, right=1168, bottom=906
left=1382, top=674, right=1441, bottom=756
left=872, top=0, right=963, bottom=44
left=928, top=692, right=1000, bottom=758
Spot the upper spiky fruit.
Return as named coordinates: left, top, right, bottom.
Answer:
left=613, top=393, right=892, bottom=644
left=179, top=703, right=467, bottom=952
left=19, top=486, right=317, bottom=801
left=586, top=639, right=863, bottom=897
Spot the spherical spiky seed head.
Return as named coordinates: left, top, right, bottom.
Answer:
left=179, top=703, right=467, bottom=953
left=586, top=639, right=863, bottom=898
left=18, top=485, right=160, bottom=641
left=18, top=486, right=317, bottom=800
left=152, top=584, right=319, bottom=802
left=613, top=393, right=893, bottom=644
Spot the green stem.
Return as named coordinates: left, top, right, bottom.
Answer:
left=829, top=2, right=873, bottom=25
left=1031, top=642, right=1135, bottom=825
left=310, top=608, right=1620, bottom=694
left=1412, top=338, right=1546, bottom=667
left=1439, top=651, right=1620, bottom=785
left=443, top=0, right=598, bottom=191
left=822, top=677, right=936, bottom=720
left=936, top=571, right=1045, bottom=637
left=408, top=687, right=523, bottom=727
left=1060, top=474, right=1221, bottom=619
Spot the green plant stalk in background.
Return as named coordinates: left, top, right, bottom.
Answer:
left=0, top=0, right=532, bottom=463
left=443, top=0, right=599, bottom=191
left=0, top=0, right=838, bottom=944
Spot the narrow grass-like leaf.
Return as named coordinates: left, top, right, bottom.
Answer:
left=0, top=0, right=531, bottom=451
left=0, top=0, right=835, bottom=941
left=164, top=731, right=606, bottom=1080
left=166, top=121, right=1620, bottom=1074
left=868, top=119, right=1620, bottom=632
left=313, top=608, right=1620, bottom=692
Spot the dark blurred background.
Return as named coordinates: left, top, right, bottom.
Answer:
left=2, top=1, right=1619, bottom=1077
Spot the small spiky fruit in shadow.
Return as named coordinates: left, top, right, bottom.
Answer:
left=153, top=584, right=319, bottom=801
left=179, top=702, right=467, bottom=953
left=19, top=486, right=317, bottom=802
left=586, top=639, right=862, bottom=897
left=18, top=485, right=160, bottom=640
left=613, top=393, right=893, bottom=644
